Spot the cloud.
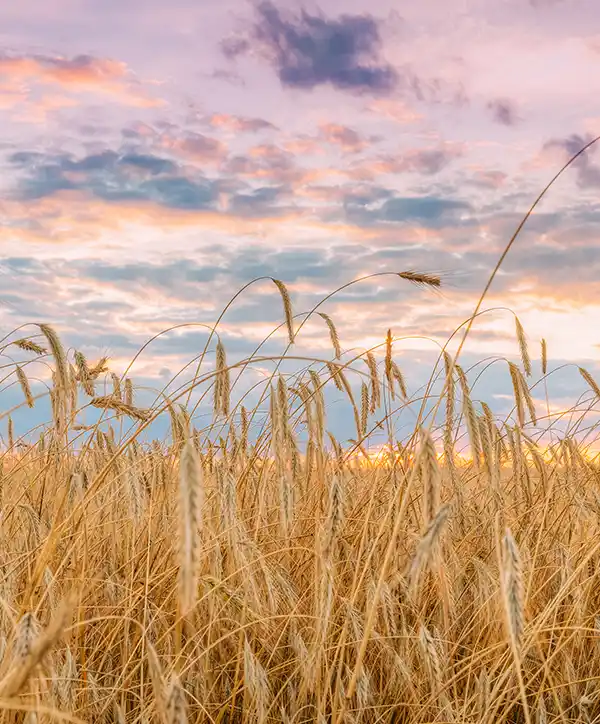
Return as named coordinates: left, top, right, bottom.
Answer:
left=347, top=143, right=465, bottom=179
left=365, top=98, right=423, bottom=124
left=282, top=136, right=326, bottom=155
left=464, top=169, right=508, bottom=189
left=220, top=3, right=469, bottom=106
left=278, top=124, right=377, bottom=157
left=487, top=98, right=520, bottom=126
left=8, top=149, right=219, bottom=209
left=528, top=0, right=564, bottom=6
left=120, top=123, right=228, bottom=165
left=223, top=143, right=312, bottom=184
left=161, top=131, right=227, bottom=163
left=80, top=258, right=223, bottom=291
left=0, top=52, right=126, bottom=85
left=221, top=1, right=398, bottom=95
left=205, top=113, right=276, bottom=133
left=379, top=196, right=472, bottom=224
left=227, top=185, right=288, bottom=217
left=221, top=37, right=252, bottom=60
left=0, top=52, right=161, bottom=107
left=318, top=123, right=376, bottom=153
left=209, top=68, right=247, bottom=86
left=342, top=193, right=472, bottom=229
left=542, top=133, right=600, bottom=188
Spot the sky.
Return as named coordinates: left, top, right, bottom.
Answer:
left=1, top=0, right=600, bottom=446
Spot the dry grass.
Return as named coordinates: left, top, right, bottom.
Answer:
left=1, top=277, right=600, bottom=724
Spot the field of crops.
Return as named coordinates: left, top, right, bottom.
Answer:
left=1, top=275, right=600, bottom=724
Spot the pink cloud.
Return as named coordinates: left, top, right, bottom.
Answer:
left=282, top=136, right=326, bottom=155
left=160, top=131, right=227, bottom=164
left=346, top=142, right=465, bottom=179
left=365, top=98, right=423, bottom=124
left=318, top=123, right=375, bottom=153
left=204, top=113, right=275, bottom=133
left=0, top=52, right=163, bottom=108
left=223, top=143, right=320, bottom=184
left=465, top=168, right=508, bottom=189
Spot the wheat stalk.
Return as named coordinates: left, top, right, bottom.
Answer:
left=88, top=356, right=109, bottom=379
left=541, top=338, right=547, bottom=376
left=406, top=504, right=451, bottom=597
left=38, top=324, right=68, bottom=393
left=176, top=439, right=204, bottom=616
left=391, top=361, right=407, bottom=399
left=12, top=338, right=47, bottom=355
left=166, top=673, right=187, bottom=724
left=457, top=365, right=480, bottom=466
left=443, top=352, right=455, bottom=453
left=508, top=362, right=526, bottom=427
left=214, top=339, right=230, bottom=418
left=74, top=351, right=95, bottom=396
left=7, top=416, right=14, bottom=450
left=397, top=271, right=441, bottom=288
left=243, top=637, right=271, bottom=722
left=90, top=396, right=150, bottom=421
left=365, top=352, right=380, bottom=413
left=579, top=367, right=600, bottom=398
left=309, top=370, right=325, bottom=444
left=14, top=612, right=40, bottom=663
left=360, top=383, right=369, bottom=437
left=146, top=640, right=168, bottom=723
left=1, top=596, right=74, bottom=698
left=326, top=361, right=343, bottom=391
left=420, top=428, right=439, bottom=527
left=272, top=278, right=295, bottom=343
left=501, top=528, right=525, bottom=655
left=15, top=366, right=34, bottom=408
left=124, top=378, right=134, bottom=406
left=515, top=316, right=532, bottom=377
left=318, top=312, right=341, bottom=359
left=111, top=372, right=122, bottom=401
left=384, top=329, right=394, bottom=399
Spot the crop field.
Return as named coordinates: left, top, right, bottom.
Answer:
left=1, top=273, right=600, bottom=724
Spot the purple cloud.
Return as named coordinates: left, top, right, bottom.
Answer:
left=543, top=133, right=600, bottom=188
left=221, top=2, right=398, bottom=95
left=487, top=98, right=520, bottom=126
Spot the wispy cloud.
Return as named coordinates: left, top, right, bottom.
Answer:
left=204, top=113, right=276, bottom=133
left=487, top=98, right=520, bottom=126
left=347, top=143, right=465, bottom=179
left=318, top=123, right=377, bottom=153
left=161, top=132, right=228, bottom=163
left=0, top=51, right=162, bottom=107
left=542, top=133, right=600, bottom=187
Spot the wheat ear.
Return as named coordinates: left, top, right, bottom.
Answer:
left=318, top=312, right=341, bottom=359
left=176, top=439, right=204, bottom=616
left=397, top=271, right=441, bottom=288
left=166, top=672, right=187, bottom=724
left=515, top=316, right=532, bottom=377
left=272, top=278, right=295, bottom=343
left=501, top=528, right=524, bottom=654
left=540, top=338, right=547, bottom=375
left=579, top=367, right=600, bottom=398
left=12, top=338, right=47, bottom=355
left=15, top=366, right=34, bottom=408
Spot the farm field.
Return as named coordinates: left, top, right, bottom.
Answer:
left=2, top=289, right=600, bottom=724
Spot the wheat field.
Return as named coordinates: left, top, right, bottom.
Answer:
left=1, top=274, right=600, bottom=724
